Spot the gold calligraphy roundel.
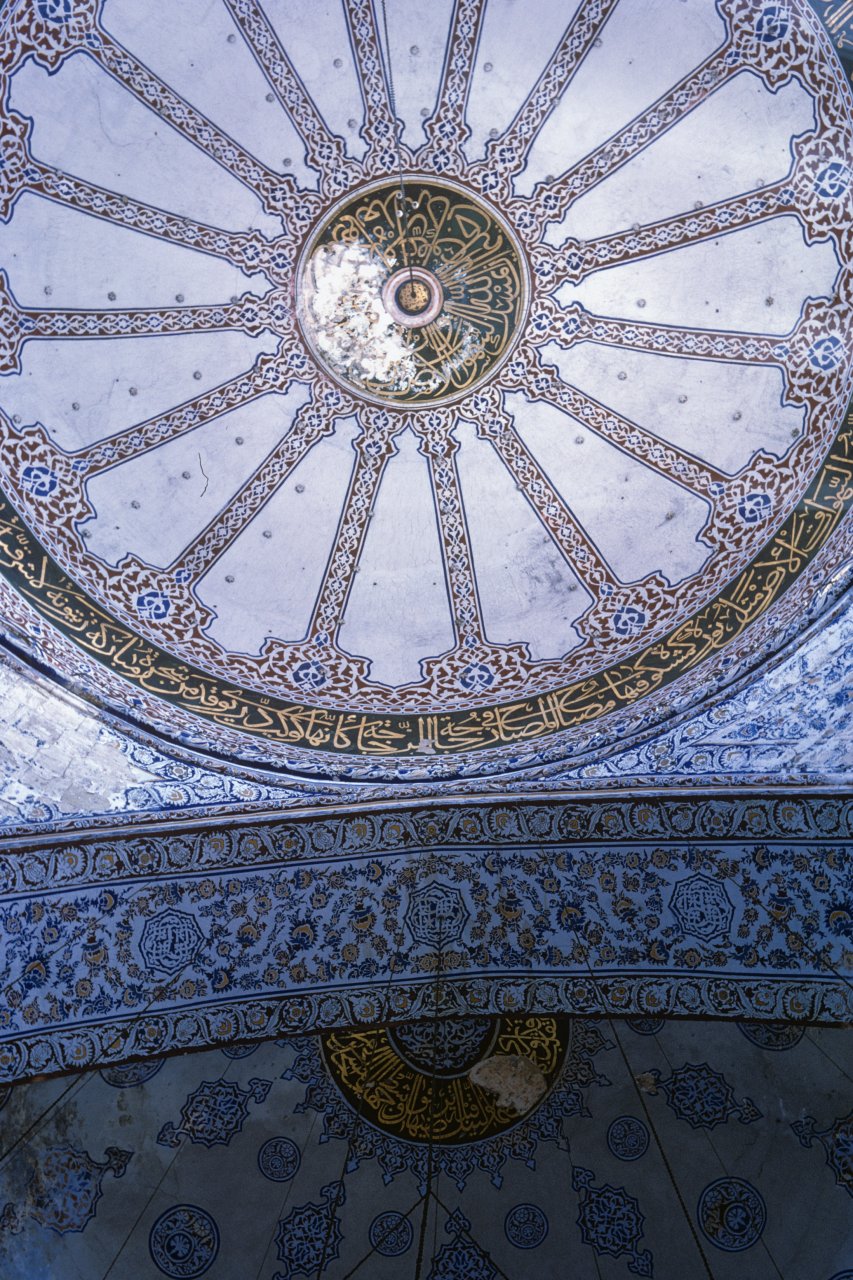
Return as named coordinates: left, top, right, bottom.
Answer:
left=320, top=1015, right=568, bottom=1145
left=296, top=178, right=529, bottom=405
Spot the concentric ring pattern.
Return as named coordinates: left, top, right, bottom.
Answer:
left=0, top=0, right=851, bottom=779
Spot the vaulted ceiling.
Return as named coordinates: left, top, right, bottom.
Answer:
left=0, top=5, right=852, bottom=1277
left=0, top=0, right=850, bottom=789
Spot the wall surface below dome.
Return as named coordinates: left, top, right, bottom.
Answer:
left=1, top=792, right=850, bottom=1082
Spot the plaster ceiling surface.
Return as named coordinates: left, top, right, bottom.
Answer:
left=1, top=1018, right=852, bottom=1278
left=0, top=0, right=852, bottom=785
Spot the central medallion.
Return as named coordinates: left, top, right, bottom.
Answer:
left=296, top=178, right=529, bottom=405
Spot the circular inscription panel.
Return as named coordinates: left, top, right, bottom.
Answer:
left=321, top=1015, right=568, bottom=1145
left=297, top=179, right=528, bottom=404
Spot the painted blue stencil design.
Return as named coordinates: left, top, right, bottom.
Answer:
left=504, top=1203, right=548, bottom=1248
left=139, top=908, right=203, bottom=975
left=625, top=1018, right=664, bottom=1036
left=650, top=1062, right=761, bottom=1129
left=697, top=1178, right=766, bottom=1251
left=19, top=464, right=57, bottom=497
left=258, top=1137, right=301, bottom=1182
left=428, top=1208, right=496, bottom=1279
left=814, top=161, right=851, bottom=199
left=792, top=1110, right=853, bottom=1198
left=389, top=1017, right=494, bottom=1072
left=369, top=1210, right=413, bottom=1257
left=613, top=606, right=646, bottom=637
left=573, top=1166, right=653, bottom=1276
left=292, top=659, right=327, bottom=691
left=221, top=1042, right=259, bottom=1059
left=149, top=1204, right=220, bottom=1278
left=274, top=1181, right=345, bottom=1278
left=808, top=334, right=844, bottom=371
left=670, top=874, right=734, bottom=940
left=607, top=1116, right=649, bottom=1161
left=26, top=1144, right=131, bottom=1234
left=36, top=0, right=74, bottom=22
left=755, top=5, right=790, bottom=42
left=404, top=881, right=470, bottom=946
left=737, top=1022, right=805, bottom=1051
left=158, top=1077, right=271, bottom=1148
left=737, top=490, right=773, bottom=524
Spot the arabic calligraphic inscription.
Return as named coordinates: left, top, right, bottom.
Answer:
left=297, top=179, right=528, bottom=404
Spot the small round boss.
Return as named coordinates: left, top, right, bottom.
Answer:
left=382, top=266, right=444, bottom=327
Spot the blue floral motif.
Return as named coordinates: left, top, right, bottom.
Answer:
left=607, top=1116, right=649, bottom=1161
left=389, top=1017, right=494, bottom=1073
left=220, top=1042, right=259, bottom=1059
left=697, top=1178, right=766, bottom=1251
left=149, top=1204, right=219, bottom=1278
left=807, top=335, right=844, bottom=371
left=755, top=5, right=789, bottom=41
left=36, top=0, right=73, bottom=22
left=139, top=908, right=204, bottom=975
left=158, top=1077, right=271, bottom=1148
left=274, top=1181, right=344, bottom=1278
left=625, top=1018, right=663, bottom=1036
left=825, top=898, right=853, bottom=938
left=737, top=490, right=773, bottom=524
left=792, top=1110, right=853, bottom=1197
left=258, top=1136, right=301, bottom=1182
left=404, top=881, right=470, bottom=947
left=20, top=464, right=57, bottom=497
left=100, top=1058, right=164, bottom=1088
left=135, top=590, right=171, bottom=621
left=650, top=1063, right=761, bottom=1129
left=292, top=660, right=327, bottom=690
left=27, top=1145, right=132, bottom=1234
left=429, top=1209, right=496, bottom=1279
left=814, top=162, right=851, bottom=200
left=612, top=606, right=646, bottom=637
left=504, top=1203, right=548, bottom=1248
left=459, top=661, right=495, bottom=691
left=573, top=1166, right=653, bottom=1276
left=369, top=1210, right=413, bottom=1257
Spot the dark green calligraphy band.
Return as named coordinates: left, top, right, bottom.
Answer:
left=0, top=394, right=849, bottom=763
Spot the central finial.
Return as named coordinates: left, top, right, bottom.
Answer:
left=382, top=266, right=444, bottom=328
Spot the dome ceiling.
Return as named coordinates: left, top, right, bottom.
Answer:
left=0, top=0, right=851, bottom=782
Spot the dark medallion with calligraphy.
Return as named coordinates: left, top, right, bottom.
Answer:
left=296, top=178, right=529, bottom=404
left=320, top=1015, right=568, bottom=1144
